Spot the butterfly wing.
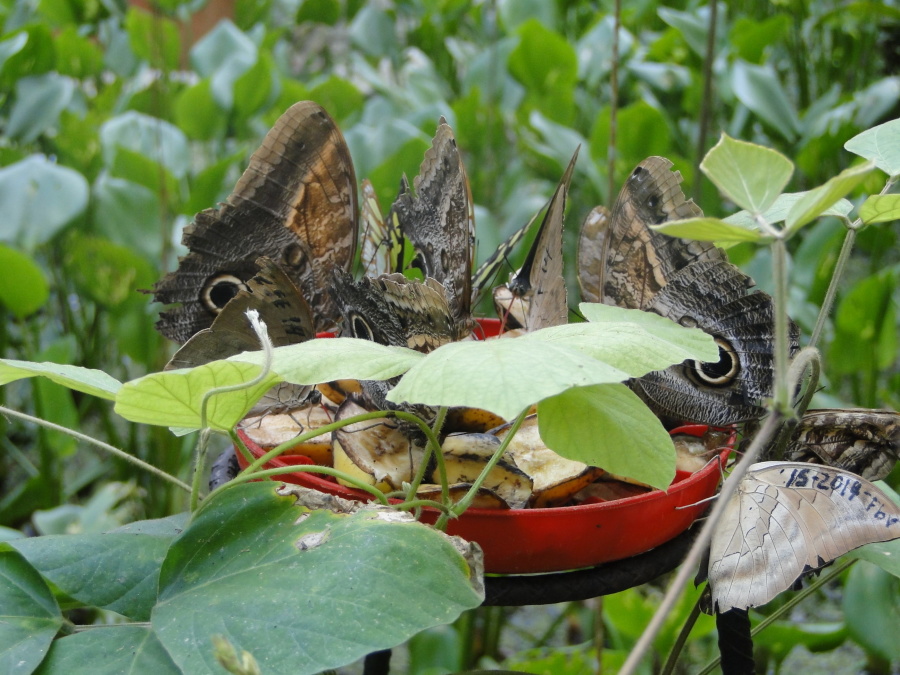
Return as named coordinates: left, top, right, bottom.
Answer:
left=577, top=205, right=611, bottom=304
left=709, top=461, right=900, bottom=612
left=359, top=178, right=402, bottom=277
left=598, top=156, right=725, bottom=310
left=787, top=409, right=900, bottom=481
left=153, top=101, right=358, bottom=342
left=494, top=149, right=578, bottom=332
left=471, top=213, right=535, bottom=307
left=392, top=119, right=475, bottom=331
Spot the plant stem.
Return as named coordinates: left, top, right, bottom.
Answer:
left=661, top=595, right=704, bottom=675
left=618, top=410, right=783, bottom=675
left=607, top=0, right=621, bottom=202
left=771, top=237, right=791, bottom=415
left=809, top=226, right=855, bottom=349
left=693, top=0, right=717, bottom=202
left=0, top=404, right=192, bottom=493
left=226, top=464, right=390, bottom=505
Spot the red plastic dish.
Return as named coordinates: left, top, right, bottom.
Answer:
left=235, top=423, right=731, bottom=574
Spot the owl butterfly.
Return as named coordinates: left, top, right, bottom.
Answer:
left=469, top=214, right=534, bottom=309
left=708, top=461, right=900, bottom=612
left=165, top=257, right=317, bottom=416
left=492, top=148, right=578, bottom=332
left=358, top=178, right=403, bottom=278
left=578, top=156, right=799, bottom=426
left=787, top=408, right=900, bottom=481
left=390, top=117, right=475, bottom=334
left=152, top=101, right=358, bottom=342
left=332, top=270, right=460, bottom=416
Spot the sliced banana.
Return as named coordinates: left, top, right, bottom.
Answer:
left=438, top=433, right=533, bottom=509
left=241, top=402, right=336, bottom=465
left=332, top=399, right=425, bottom=492
left=444, top=406, right=506, bottom=434
left=415, top=483, right=511, bottom=509
left=491, top=416, right=606, bottom=507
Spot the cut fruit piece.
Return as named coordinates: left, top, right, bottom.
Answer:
left=241, top=402, right=337, bottom=465
left=317, top=379, right=362, bottom=405
left=491, top=415, right=606, bottom=507
left=415, top=483, right=511, bottom=509
left=439, top=433, right=533, bottom=509
left=444, top=406, right=506, bottom=434
left=332, top=399, right=425, bottom=492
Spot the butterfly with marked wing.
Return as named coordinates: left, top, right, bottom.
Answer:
left=492, top=148, right=579, bottom=333
left=578, top=156, right=800, bottom=426
left=152, top=101, right=359, bottom=342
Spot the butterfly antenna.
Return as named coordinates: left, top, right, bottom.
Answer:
left=675, top=493, right=720, bottom=510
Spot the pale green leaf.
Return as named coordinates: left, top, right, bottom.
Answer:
left=114, top=362, right=279, bottom=431
left=528, top=310, right=718, bottom=376
left=0, top=359, right=121, bottom=399
left=844, top=118, right=900, bottom=175
left=229, top=338, right=422, bottom=384
left=784, top=161, right=876, bottom=234
left=725, top=191, right=853, bottom=229
left=701, top=134, right=793, bottom=213
left=651, top=217, right=764, bottom=243
left=860, top=194, right=900, bottom=224
left=387, top=339, right=631, bottom=420
left=537, top=384, right=675, bottom=489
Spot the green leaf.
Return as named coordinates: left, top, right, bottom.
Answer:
left=152, top=482, right=483, bottom=675
left=0, top=359, right=122, bottom=399
left=6, top=73, right=75, bottom=143
left=114, top=361, right=279, bottom=431
left=589, top=100, right=672, bottom=169
left=0, top=543, right=64, bottom=675
left=725, top=191, right=853, bottom=229
left=100, top=112, right=189, bottom=180
left=12, top=526, right=176, bottom=621
left=731, top=59, right=800, bottom=141
left=183, top=152, right=240, bottom=214
left=499, top=0, right=557, bottom=31
left=0, top=155, right=89, bottom=250
left=348, top=5, right=399, bottom=58
left=845, top=117, right=900, bottom=175
left=190, top=19, right=256, bottom=78
left=63, top=236, right=155, bottom=309
left=784, top=161, right=876, bottom=234
left=125, top=8, right=180, bottom=71
left=35, top=626, right=179, bottom=675
left=701, top=134, right=793, bottom=213
left=0, top=31, right=29, bottom=73
left=508, top=19, right=577, bottom=124
left=233, top=50, right=274, bottom=121
left=860, top=194, right=900, bottom=224
left=388, top=339, right=630, bottom=420
left=844, top=561, right=900, bottom=662
left=92, top=174, right=163, bottom=260
left=651, top=217, right=765, bottom=243
left=848, top=482, right=900, bottom=577
left=110, top=146, right=180, bottom=200
left=0, top=245, right=49, bottom=317
left=229, top=337, right=423, bottom=384
left=531, top=308, right=719, bottom=374
left=307, top=76, right=364, bottom=123
left=538, top=384, right=675, bottom=489
left=174, top=78, right=226, bottom=141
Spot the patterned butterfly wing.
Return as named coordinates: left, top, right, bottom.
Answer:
left=471, top=214, right=535, bottom=307
left=709, top=461, right=900, bottom=612
left=165, top=257, right=317, bottom=413
left=598, top=156, right=726, bottom=310
left=493, top=149, right=578, bottom=332
left=359, top=178, right=402, bottom=277
left=787, top=408, right=900, bottom=481
left=391, top=118, right=475, bottom=331
left=153, top=101, right=358, bottom=342
left=577, top=205, right=611, bottom=304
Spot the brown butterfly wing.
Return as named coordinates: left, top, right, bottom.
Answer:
left=577, top=205, right=611, bottom=304
left=392, top=119, right=474, bottom=331
left=599, top=156, right=726, bottom=310
left=786, top=409, right=900, bottom=481
left=153, top=101, right=358, bottom=342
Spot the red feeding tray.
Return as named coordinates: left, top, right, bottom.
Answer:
left=235, top=423, right=732, bottom=575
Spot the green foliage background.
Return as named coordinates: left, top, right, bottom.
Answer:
left=2, top=0, right=900, bottom=672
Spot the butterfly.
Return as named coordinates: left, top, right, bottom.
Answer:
left=578, top=156, right=799, bottom=426
left=708, top=461, right=900, bottom=612
left=152, top=101, right=359, bottom=342
left=165, top=257, right=318, bottom=415
left=786, top=408, right=900, bottom=481
left=358, top=178, right=403, bottom=278
left=493, top=148, right=578, bottom=333
left=390, top=117, right=475, bottom=334
left=470, top=215, right=534, bottom=309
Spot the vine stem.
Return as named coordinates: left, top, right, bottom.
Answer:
left=618, top=410, right=782, bottom=675
left=0, top=404, right=192, bottom=493
left=771, top=237, right=791, bottom=415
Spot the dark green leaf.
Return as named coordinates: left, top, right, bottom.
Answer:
left=844, top=562, right=900, bottom=662
left=152, top=482, right=483, bottom=675
left=125, top=7, right=181, bottom=71
left=62, top=235, right=156, bottom=309
left=34, top=626, right=180, bottom=675
left=233, top=50, right=274, bottom=121
left=174, top=78, right=226, bottom=141
left=0, top=543, right=64, bottom=675
left=308, top=76, right=364, bottom=123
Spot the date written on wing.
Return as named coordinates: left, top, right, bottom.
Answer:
left=781, top=465, right=900, bottom=527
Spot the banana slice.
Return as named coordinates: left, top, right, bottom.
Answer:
left=415, top=483, right=511, bottom=509
left=316, top=380, right=362, bottom=405
left=444, top=406, right=507, bottom=433
left=332, top=399, right=425, bottom=492
left=241, top=402, right=336, bottom=465
left=491, top=415, right=606, bottom=507
left=438, top=433, right=533, bottom=509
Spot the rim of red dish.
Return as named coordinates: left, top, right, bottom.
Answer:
left=235, top=423, right=734, bottom=515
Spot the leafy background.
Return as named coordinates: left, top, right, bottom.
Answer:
left=1, top=0, right=900, bottom=672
